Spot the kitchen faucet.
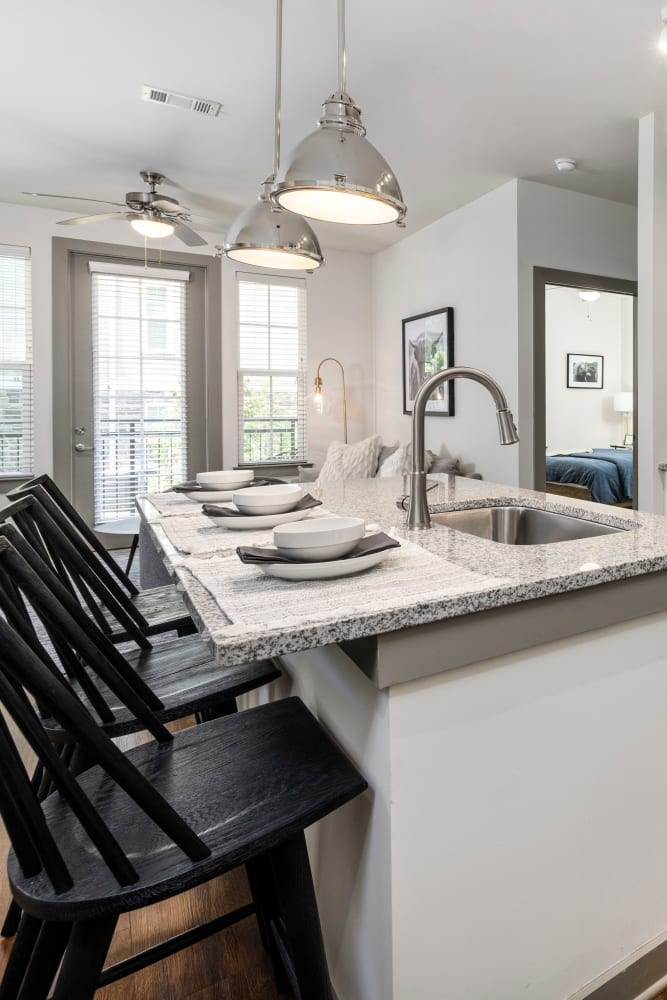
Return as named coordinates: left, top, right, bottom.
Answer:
left=407, top=366, right=519, bottom=530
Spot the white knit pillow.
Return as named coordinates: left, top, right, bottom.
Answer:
left=319, top=434, right=383, bottom=481
left=378, top=443, right=433, bottom=477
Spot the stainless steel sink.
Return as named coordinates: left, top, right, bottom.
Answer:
left=430, top=505, right=628, bottom=545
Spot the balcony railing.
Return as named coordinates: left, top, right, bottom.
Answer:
left=241, top=419, right=300, bottom=464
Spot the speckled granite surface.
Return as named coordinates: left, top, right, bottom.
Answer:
left=138, top=476, right=667, bottom=667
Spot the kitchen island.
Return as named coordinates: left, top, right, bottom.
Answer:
left=138, top=477, right=667, bottom=1000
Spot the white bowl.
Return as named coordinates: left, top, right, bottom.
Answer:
left=196, top=469, right=254, bottom=490
left=273, top=516, right=364, bottom=561
left=233, top=484, right=304, bottom=516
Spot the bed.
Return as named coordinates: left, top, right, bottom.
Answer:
left=545, top=448, right=633, bottom=506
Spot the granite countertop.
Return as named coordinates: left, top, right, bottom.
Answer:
left=138, top=476, right=667, bottom=667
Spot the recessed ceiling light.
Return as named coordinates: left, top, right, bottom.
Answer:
left=555, top=158, right=577, bottom=173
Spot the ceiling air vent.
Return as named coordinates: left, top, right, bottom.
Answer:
left=141, top=85, right=222, bottom=117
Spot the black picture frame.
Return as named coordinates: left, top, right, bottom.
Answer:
left=402, top=307, right=455, bottom=416
left=566, top=353, right=604, bottom=389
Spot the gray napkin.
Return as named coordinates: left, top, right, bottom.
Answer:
left=171, top=478, right=271, bottom=493
left=203, top=494, right=322, bottom=518
left=237, top=532, right=400, bottom=565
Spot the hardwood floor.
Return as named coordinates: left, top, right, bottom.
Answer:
left=0, top=717, right=288, bottom=1000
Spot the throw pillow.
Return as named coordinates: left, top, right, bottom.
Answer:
left=375, top=442, right=399, bottom=475
left=319, top=434, right=383, bottom=481
left=378, top=443, right=433, bottom=478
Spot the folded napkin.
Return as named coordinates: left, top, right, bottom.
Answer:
left=236, top=531, right=400, bottom=565
left=203, top=494, right=322, bottom=518
left=171, top=478, right=272, bottom=493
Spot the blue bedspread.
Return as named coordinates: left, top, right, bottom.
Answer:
left=546, top=449, right=633, bottom=504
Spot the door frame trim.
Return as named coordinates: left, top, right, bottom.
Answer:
left=52, top=236, right=221, bottom=499
left=532, top=266, right=638, bottom=506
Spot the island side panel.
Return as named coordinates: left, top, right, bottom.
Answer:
left=273, top=646, right=393, bottom=1000
left=389, top=610, right=667, bottom=1000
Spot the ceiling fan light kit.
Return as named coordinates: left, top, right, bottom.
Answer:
left=272, top=0, right=406, bottom=227
left=223, top=0, right=324, bottom=270
left=41, top=170, right=208, bottom=247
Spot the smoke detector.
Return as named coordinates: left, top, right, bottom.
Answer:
left=141, top=85, right=222, bottom=117
left=554, top=158, right=577, bottom=173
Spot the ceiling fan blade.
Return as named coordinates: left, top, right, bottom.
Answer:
left=57, top=212, right=129, bottom=226
left=173, top=221, right=207, bottom=247
left=23, top=191, right=127, bottom=208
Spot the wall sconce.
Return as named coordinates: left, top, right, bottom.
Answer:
left=313, top=357, right=348, bottom=443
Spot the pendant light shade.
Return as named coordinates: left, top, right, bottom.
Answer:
left=273, top=93, right=406, bottom=225
left=272, top=0, right=406, bottom=227
left=222, top=0, right=324, bottom=271
left=224, top=183, right=324, bottom=270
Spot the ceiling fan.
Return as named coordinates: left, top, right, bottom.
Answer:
left=23, top=171, right=208, bottom=246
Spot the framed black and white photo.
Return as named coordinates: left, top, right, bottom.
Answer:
left=402, top=307, right=454, bottom=416
left=567, top=353, right=604, bottom=389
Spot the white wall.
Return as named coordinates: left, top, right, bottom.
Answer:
left=372, top=181, right=520, bottom=485
left=517, top=181, right=638, bottom=486
left=545, top=287, right=632, bottom=453
left=0, top=200, right=373, bottom=481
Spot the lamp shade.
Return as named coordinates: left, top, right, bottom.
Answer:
left=613, top=391, right=633, bottom=413
left=273, top=93, right=406, bottom=226
left=223, top=190, right=324, bottom=271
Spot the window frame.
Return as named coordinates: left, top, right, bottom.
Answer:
left=236, top=272, right=308, bottom=468
left=0, top=245, right=33, bottom=487
left=52, top=237, right=221, bottom=508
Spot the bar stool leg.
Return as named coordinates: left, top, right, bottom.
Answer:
left=0, top=914, right=41, bottom=999
left=264, top=832, right=335, bottom=1000
left=51, top=915, right=117, bottom=1000
left=15, top=920, right=71, bottom=1000
left=125, top=535, right=139, bottom=576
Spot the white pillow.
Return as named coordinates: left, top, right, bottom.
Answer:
left=378, top=443, right=433, bottom=477
left=319, top=434, right=383, bottom=481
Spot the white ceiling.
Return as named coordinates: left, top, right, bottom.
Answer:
left=4, top=0, right=667, bottom=254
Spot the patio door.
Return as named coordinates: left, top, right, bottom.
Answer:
left=53, top=239, right=221, bottom=529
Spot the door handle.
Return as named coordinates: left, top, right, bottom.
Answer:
left=74, top=443, right=94, bottom=452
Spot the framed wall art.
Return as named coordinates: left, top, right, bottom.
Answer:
left=567, top=353, right=604, bottom=389
left=402, top=307, right=454, bottom=416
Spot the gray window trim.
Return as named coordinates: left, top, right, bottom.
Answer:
left=52, top=236, right=221, bottom=499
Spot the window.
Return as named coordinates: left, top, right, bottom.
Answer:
left=90, top=262, right=188, bottom=523
left=237, top=274, right=307, bottom=465
left=0, top=246, right=32, bottom=478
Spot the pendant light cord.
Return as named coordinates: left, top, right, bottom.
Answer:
left=273, top=0, right=283, bottom=180
left=338, top=0, right=346, bottom=93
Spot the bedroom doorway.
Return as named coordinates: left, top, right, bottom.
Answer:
left=533, top=268, right=638, bottom=509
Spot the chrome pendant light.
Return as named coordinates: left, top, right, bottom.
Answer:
left=272, top=0, right=407, bottom=227
left=223, top=0, right=323, bottom=270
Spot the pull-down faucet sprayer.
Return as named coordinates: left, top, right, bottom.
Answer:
left=406, top=366, right=519, bottom=530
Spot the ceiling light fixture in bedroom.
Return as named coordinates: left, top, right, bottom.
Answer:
left=579, top=290, right=601, bottom=302
left=222, top=0, right=323, bottom=270
left=272, top=0, right=407, bottom=226
left=659, top=6, right=667, bottom=52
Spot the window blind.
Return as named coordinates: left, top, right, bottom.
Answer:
left=0, top=245, right=32, bottom=478
left=237, top=273, right=307, bottom=465
left=91, top=267, right=188, bottom=523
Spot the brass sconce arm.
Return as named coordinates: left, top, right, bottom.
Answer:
left=314, top=356, right=348, bottom=444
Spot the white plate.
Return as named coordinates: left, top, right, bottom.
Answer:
left=204, top=506, right=315, bottom=530
left=258, top=549, right=390, bottom=580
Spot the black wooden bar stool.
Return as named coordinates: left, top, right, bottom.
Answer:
left=0, top=530, right=281, bottom=938
left=9, top=475, right=196, bottom=640
left=0, top=613, right=367, bottom=1000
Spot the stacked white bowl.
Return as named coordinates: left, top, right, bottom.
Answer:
left=197, top=470, right=254, bottom=491
left=232, top=484, right=304, bottom=516
left=273, top=516, right=365, bottom=561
